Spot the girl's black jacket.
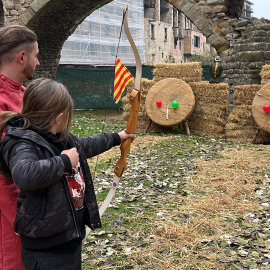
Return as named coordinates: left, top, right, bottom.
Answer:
left=0, top=122, right=121, bottom=249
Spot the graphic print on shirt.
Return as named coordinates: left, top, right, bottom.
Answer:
left=66, top=162, right=85, bottom=210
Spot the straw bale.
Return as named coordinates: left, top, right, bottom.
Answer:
left=125, top=78, right=155, bottom=95
left=225, top=105, right=255, bottom=141
left=189, top=81, right=208, bottom=91
left=226, top=126, right=256, bottom=136
left=188, top=96, right=229, bottom=137
left=193, top=90, right=228, bottom=104
left=261, top=65, right=270, bottom=85
left=152, top=62, right=202, bottom=83
left=225, top=123, right=242, bottom=130
left=153, top=62, right=202, bottom=77
left=262, top=78, right=270, bottom=85
left=153, top=75, right=201, bottom=83
left=226, top=104, right=270, bottom=143
left=225, top=125, right=257, bottom=142
left=189, top=113, right=227, bottom=126
left=188, top=119, right=225, bottom=137
left=261, top=70, right=270, bottom=79
left=233, top=85, right=262, bottom=105
left=189, top=82, right=229, bottom=105
left=253, top=129, right=270, bottom=144
left=190, top=103, right=229, bottom=118
left=121, top=96, right=129, bottom=104
left=261, top=65, right=270, bottom=71
left=188, top=117, right=226, bottom=131
left=189, top=81, right=228, bottom=91
left=206, top=82, right=229, bottom=91
left=227, top=105, right=256, bottom=125
left=226, top=123, right=256, bottom=133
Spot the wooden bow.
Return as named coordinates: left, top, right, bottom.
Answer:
left=84, top=5, right=142, bottom=242
left=98, top=4, right=142, bottom=216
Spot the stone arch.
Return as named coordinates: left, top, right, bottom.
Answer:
left=167, top=0, right=247, bottom=55
left=171, top=0, right=228, bottom=54
left=0, top=1, right=4, bottom=27
left=15, top=0, right=247, bottom=78
left=17, top=0, right=113, bottom=78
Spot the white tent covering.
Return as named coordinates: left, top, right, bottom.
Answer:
left=60, top=0, right=145, bottom=66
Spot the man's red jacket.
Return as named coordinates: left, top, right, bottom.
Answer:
left=0, top=74, right=25, bottom=270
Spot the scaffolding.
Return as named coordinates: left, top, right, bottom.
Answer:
left=60, top=0, right=145, bottom=66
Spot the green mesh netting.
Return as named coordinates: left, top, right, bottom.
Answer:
left=56, top=65, right=212, bottom=110
left=202, top=65, right=211, bottom=81
left=56, top=65, right=154, bottom=110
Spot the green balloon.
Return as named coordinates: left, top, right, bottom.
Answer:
left=171, top=100, right=179, bottom=109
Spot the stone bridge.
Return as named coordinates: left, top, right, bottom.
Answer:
left=1, top=0, right=248, bottom=79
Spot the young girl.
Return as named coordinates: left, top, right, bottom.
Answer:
left=0, top=78, right=135, bottom=270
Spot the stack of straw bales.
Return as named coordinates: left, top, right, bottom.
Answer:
left=260, top=65, right=270, bottom=85
left=122, top=63, right=203, bottom=132
left=120, top=63, right=270, bottom=143
left=225, top=85, right=270, bottom=143
left=187, top=82, right=229, bottom=137
left=153, top=62, right=202, bottom=83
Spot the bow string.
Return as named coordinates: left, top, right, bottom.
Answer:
left=84, top=5, right=142, bottom=242
left=99, top=4, right=142, bottom=216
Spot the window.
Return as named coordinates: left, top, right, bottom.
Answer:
left=194, top=36, right=200, bottom=48
left=110, top=46, right=115, bottom=56
left=174, top=36, right=177, bottom=49
left=185, top=17, right=190, bottom=30
left=164, top=28, right=167, bottom=42
left=121, top=46, right=128, bottom=53
left=151, top=24, right=155, bottom=39
left=88, top=43, right=97, bottom=55
left=88, top=23, right=92, bottom=35
left=104, top=25, right=111, bottom=36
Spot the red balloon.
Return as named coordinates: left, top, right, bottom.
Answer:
left=263, top=104, right=270, bottom=113
left=156, top=100, right=162, bottom=107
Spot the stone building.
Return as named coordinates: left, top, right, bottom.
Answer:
left=60, top=0, right=211, bottom=66
left=240, top=0, right=253, bottom=21
left=144, top=0, right=210, bottom=65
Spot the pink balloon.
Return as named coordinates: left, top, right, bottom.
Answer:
left=263, top=104, right=270, bottom=113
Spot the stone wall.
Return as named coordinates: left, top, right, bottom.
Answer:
left=3, top=0, right=32, bottom=25
left=222, top=17, right=270, bottom=102
left=168, top=0, right=247, bottom=54
left=0, top=0, right=263, bottom=88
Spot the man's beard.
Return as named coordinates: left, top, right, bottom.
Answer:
left=22, top=64, right=35, bottom=80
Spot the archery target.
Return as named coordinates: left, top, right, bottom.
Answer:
left=252, top=82, right=270, bottom=133
left=145, top=78, right=195, bottom=127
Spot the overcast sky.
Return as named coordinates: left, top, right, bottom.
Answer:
left=252, top=0, right=270, bottom=19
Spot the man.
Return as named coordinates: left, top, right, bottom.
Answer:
left=0, top=25, right=40, bottom=270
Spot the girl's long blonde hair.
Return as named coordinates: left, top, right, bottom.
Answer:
left=0, top=78, right=73, bottom=140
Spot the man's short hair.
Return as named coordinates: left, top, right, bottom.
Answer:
left=0, top=25, right=37, bottom=63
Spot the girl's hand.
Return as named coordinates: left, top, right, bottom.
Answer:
left=118, top=130, right=136, bottom=143
left=61, top=147, right=79, bottom=167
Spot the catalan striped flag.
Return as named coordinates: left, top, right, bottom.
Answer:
left=114, top=57, right=134, bottom=104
